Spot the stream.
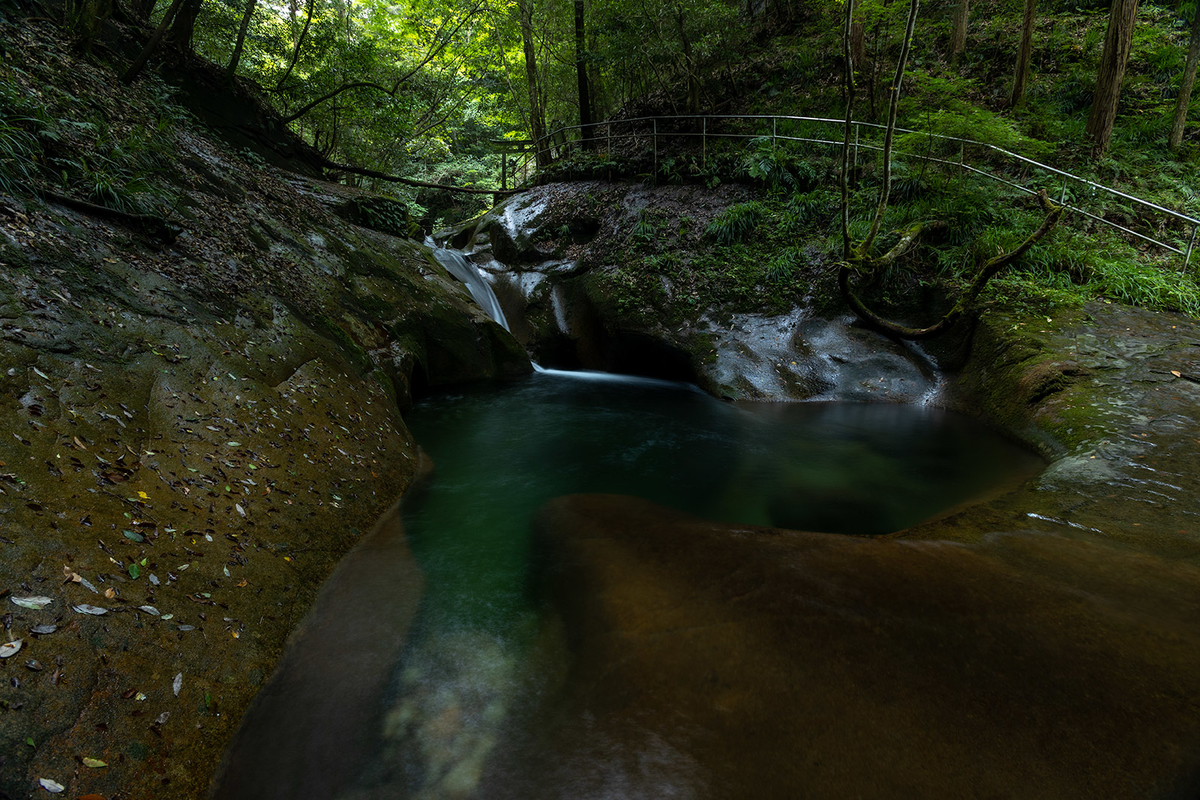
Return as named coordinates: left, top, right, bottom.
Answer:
left=212, top=366, right=1042, bottom=799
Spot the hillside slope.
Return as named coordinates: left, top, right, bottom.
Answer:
left=0, top=19, right=527, bottom=800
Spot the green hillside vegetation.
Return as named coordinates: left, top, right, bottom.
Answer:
left=2, top=0, right=1199, bottom=316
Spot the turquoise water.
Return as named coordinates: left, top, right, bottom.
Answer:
left=401, top=370, right=1041, bottom=635
left=212, top=370, right=1044, bottom=800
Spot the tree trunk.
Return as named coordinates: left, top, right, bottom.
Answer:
left=575, top=0, right=594, bottom=149
left=226, top=0, right=257, bottom=82
left=165, top=0, right=204, bottom=51
left=121, top=0, right=187, bottom=83
left=675, top=9, right=700, bottom=114
left=66, top=0, right=114, bottom=51
left=518, top=0, right=549, bottom=167
left=275, top=0, right=316, bottom=90
left=1086, top=0, right=1139, bottom=157
left=1010, top=0, right=1036, bottom=108
left=1169, top=0, right=1200, bottom=151
left=850, top=20, right=865, bottom=70
left=950, top=0, right=968, bottom=60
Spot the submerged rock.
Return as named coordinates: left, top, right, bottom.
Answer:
left=497, top=493, right=1200, bottom=799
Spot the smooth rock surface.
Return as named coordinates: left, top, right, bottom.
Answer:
left=492, top=493, right=1200, bottom=800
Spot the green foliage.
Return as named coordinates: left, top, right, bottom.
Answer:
left=336, top=196, right=421, bottom=239
left=740, top=137, right=820, bottom=190
left=705, top=202, right=766, bottom=243
left=765, top=248, right=803, bottom=284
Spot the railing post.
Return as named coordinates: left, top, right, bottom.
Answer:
left=653, top=118, right=658, bottom=185
left=607, top=122, right=611, bottom=157
left=1186, top=224, right=1198, bottom=270
left=772, top=117, right=777, bottom=151
left=853, top=122, right=859, bottom=172
left=1060, top=178, right=1067, bottom=205
left=702, top=116, right=707, bottom=169
left=501, top=152, right=507, bottom=191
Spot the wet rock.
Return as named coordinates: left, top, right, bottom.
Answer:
left=209, top=500, right=425, bottom=800
left=0, top=31, right=528, bottom=797
left=501, top=493, right=1200, bottom=799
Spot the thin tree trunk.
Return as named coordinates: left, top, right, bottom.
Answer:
left=950, top=0, right=968, bottom=60
left=1086, top=0, right=1139, bottom=157
left=131, top=0, right=156, bottom=20
left=518, top=0, right=549, bottom=167
left=121, top=0, right=187, bottom=83
left=1010, top=0, right=1036, bottom=108
left=575, top=0, right=594, bottom=149
left=226, top=0, right=257, bottom=82
left=850, top=20, right=865, bottom=68
left=1169, top=0, right=1200, bottom=151
left=275, top=0, right=315, bottom=90
left=675, top=9, right=700, bottom=114
left=165, top=0, right=203, bottom=51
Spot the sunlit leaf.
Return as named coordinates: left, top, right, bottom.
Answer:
left=0, top=640, right=22, bottom=658
left=81, top=757, right=107, bottom=768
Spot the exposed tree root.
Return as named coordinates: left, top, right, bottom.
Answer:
left=40, top=189, right=180, bottom=243
left=839, top=191, right=1063, bottom=340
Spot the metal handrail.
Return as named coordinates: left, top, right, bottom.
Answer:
left=497, top=114, right=1199, bottom=268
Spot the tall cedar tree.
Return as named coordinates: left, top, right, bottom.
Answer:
left=1169, top=0, right=1200, bottom=150
left=1086, top=0, right=1139, bottom=156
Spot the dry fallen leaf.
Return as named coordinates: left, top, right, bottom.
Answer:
left=38, top=777, right=64, bottom=793
left=11, top=596, right=53, bottom=610
left=73, top=604, right=108, bottom=616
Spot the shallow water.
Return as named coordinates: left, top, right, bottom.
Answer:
left=402, top=370, right=1040, bottom=634
left=212, top=371, right=1044, bottom=799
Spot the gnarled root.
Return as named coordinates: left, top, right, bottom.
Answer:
left=840, top=190, right=1063, bottom=341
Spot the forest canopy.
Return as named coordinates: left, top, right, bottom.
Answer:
left=9, top=0, right=1200, bottom=236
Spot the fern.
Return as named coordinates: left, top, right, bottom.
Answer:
left=706, top=202, right=766, bottom=244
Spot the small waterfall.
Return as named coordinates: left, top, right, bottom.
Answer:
left=428, top=242, right=510, bottom=332
left=428, top=241, right=551, bottom=373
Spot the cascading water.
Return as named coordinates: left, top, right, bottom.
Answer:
left=427, top=240, right=511, bottom=332
left=429, top=240, right=560, bottom=374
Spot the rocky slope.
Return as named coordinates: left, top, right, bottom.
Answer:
left=0, top=25, right=527, bottom=799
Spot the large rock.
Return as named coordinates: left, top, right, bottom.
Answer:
left=446, top=182, right=937, bottom=401
left=488, top=493, right=1200, bottom=799
left=0, top=26, right=527, bottom=798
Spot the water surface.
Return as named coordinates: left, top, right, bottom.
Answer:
left=214, top=370, right=1044, bottom=800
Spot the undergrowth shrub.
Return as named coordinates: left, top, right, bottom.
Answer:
left=706, top=202, right=767, bottom=243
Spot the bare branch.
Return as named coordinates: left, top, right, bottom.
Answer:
left=320, top=158, right=514, bottom=196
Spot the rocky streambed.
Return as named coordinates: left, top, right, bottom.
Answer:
left=2, top=79, right=1200, bottom=798
left=397, top=182, right=1200, bottom=798
left=0, top=56, right=526, bottom=796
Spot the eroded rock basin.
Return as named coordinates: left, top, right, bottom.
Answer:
left=213, top=370, right=1068, bottom=799
left=210, top=293, right=1200, bottom=800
